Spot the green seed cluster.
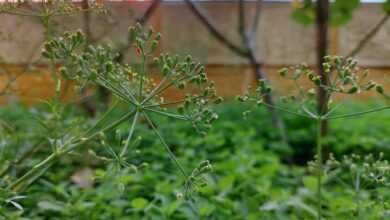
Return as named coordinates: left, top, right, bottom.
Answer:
left=39, top=25, right=223, bottom=193
left=184, top=160, right=212, bottom=197
left=279, top=56, right=384, bottom=98
left=0, top=1, right=105, bottom=17
left=42, top=24, right=222, bottom=132
left=237, top=56, right=387, bottom=118
left=321, top=153, right=389, bottom=188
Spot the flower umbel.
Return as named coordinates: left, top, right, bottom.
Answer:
left=39, top=24, right=222, bottom=195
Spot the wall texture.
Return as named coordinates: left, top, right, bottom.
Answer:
left=0, top=1, right=389, bottom=104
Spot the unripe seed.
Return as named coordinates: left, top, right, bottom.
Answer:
left=347, top=86, right=358, bottom=94
left=376, top=84, right=384, bottom=94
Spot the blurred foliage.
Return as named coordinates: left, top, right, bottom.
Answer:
left=0, top=100, right=389, bottom=219
left=291, top=0, right=387, bottom=26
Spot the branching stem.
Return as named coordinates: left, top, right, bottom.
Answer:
left=142, top=112, right=187, bottom=178
left=8, top=109, right=136, bottom=191
left=120, top=110, right=139, bottom=157
left=326, top=106, right=390, bottom=120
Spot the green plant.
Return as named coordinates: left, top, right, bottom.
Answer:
left=1, top=24, right=221, bottom=213
left=1, top=100, right=389, bottom=219
left=238, top=56, right=389, bottom=219
left=317, top=153, right=389, bottom=219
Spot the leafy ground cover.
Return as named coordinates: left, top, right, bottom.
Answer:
left=1, top=100, right=389, bottom=219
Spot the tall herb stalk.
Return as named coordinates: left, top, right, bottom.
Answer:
left=2, top=24, right=221, bottom=206
left=239, top=56, right=389, bottom=219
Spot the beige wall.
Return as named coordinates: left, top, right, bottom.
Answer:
left=0, top=1, right=389, bottom=104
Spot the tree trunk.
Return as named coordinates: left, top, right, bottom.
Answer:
left=316, top=0, right=330, bottom=137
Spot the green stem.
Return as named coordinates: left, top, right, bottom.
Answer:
left=42, top=15, right=61, bottom=101
left=0, top=139, right=46, bottom=178
left=142, top=112, right=187, bottom=178
left=142, top=76, right=168, bottom=105
left=8, top=110, right=136, bottom=192
left=141, top=74, right=193, bottom=105
left=7, top=153, right=57, bottom=191
left=120, top=110, right=139, bottom=157
left=144, top=95, right=206, bottom=108
left=355, top=170, right=361, bottom=219
left=66, top=109, right=136, bottom=152
left=316, top=118, right=323, bottom=220
left=326, top=106, right=390, bottom=120
left=80, top=100, right=119, bottom=139
left=260, top=102, right=315, bottom=119
left=139, top=54, right=146, bottom=101
left=144, top=99, right=186, bottom=108
left=95, top=75, right=137, bottom=105
left=144, top=107, right=189, bottom=121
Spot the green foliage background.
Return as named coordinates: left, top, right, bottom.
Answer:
left=1, top=100, right=389, bottom=219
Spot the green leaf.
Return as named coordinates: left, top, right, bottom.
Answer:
left=292, top=9, right=315, bottom=26
left=37, top=201, right=63, bottom=212
left=218, top=175, right=235, bottom=191
left=199, top=201, right=215, bottom=217
left=292, top=0, right=360, bottom=26
left=302, top=176, right=317, bottom=192
left=291, top=0, right=315, bottom=26
left=330, top=0, right=360, bottom=26
left=383, top=0, right=390, bottom=14
left=164, top=200, right=183, bottom=216
left=131, top=197, right=148, bottom=210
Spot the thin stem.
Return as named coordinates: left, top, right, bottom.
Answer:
left=142, top=112, right=187, bottom=178
left=41, top=14, right=61, bottom=101
left=141, top=74, right=193, bottom=105
left=326, top=106, right=390, bottom=120
left=144, top=99, right=186, bottom=108
left=260, top=102, right=315, bottom=119
left=144, top=107, right=189, bottom=121
left=116, top=0, right=161, bottom=56
left=0, top=138, right=45, bottom=178
left=80, top=100, right=119, bottom=139
left=144, top=95, right=205, bottom=108
left=302, top=105, right=319, bottom=119
left=95, top=76, right=131, bottom=103
left=67, top=109, right=136, bottom=152
left=120, top=110, right=139, bottom=157
left=8, top=109, right=136, bottom=192
left=120, top=81, right=139, bottom=105
left=141, top=76, right=168, bottom=104
left=95, top=74, right=137, bottom=105
left=355, top=170, right=361, bottom=219
left=321, top=99, right=346, bottom=119
left=316, top=119, right=323, bottom=220
left=7, top=153, right=57, bottom=191
left=139, top=54, right=146, bottom=101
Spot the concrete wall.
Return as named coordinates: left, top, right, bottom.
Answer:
left=0, top=1, right=389, bottom=104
